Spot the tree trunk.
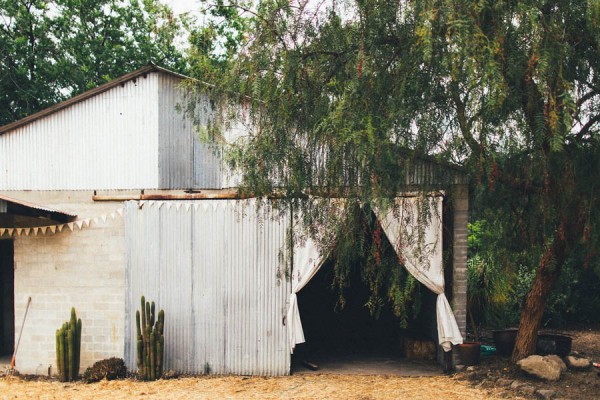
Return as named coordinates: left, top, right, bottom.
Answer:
left=511, top=260, right=562, bottom=361
left=511, top=229, right=569, bottom=361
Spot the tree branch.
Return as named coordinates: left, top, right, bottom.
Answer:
left=575, top=114, right=600, bottom=140
left=451, top=91, right=481, bottom=154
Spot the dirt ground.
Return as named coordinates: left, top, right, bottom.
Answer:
left=0, top=328, right=598, bottom=400
left=0, top=374, right=512, bottom=400
left=456, top=327, right=600, bottom=400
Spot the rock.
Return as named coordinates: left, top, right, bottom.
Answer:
left=536, top=389, right=556, bottom=399
left=518, top=385, right=536, bottom=395
left=466, top=366, right=476, bottom=372
left=162, top=370, right=178, bottom=380
left=565, top=356, right=591, bottom=370
left=545, top=354, right=567, bottom=372
left=496, top=378, right=512, bottom=387
left=517, top=355, right=562, bottom=381
left=454, top=364, right=465, bottom=372
left=510, top=380, right=525, bottom=389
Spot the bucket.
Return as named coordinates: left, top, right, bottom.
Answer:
left=456, top=342, right=481, bottom=366
left=493, top=329, right=518, bottom=357
left=536, top=334, right=572, bottom=357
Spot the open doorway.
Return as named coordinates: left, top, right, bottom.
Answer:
left=0, top=240, right=14, bottom=358
left=292, top=245, right=440, bottom=375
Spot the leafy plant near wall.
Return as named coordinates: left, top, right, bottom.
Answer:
left=55, top=307, right=82, bottom=382
left=136, top=296, right=164, bottom=381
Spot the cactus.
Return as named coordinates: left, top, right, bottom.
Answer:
left=135, top=296, right=164, bottom=380
left=55, top=307, right=82, bottom=382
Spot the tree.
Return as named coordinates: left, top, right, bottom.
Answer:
left=0, top=0, right=189, bottom=125
left=196, top=0, right=600, bottom=361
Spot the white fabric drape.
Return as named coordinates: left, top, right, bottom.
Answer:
left=374, top=196, right=463, bottom=351
left=287, top=236, right=327, bottom=352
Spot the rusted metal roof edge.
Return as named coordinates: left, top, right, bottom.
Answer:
left=0, top=63, right=192, bottom=135
left=0, top=194, right=77, bottom=220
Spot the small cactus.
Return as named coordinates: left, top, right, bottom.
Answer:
left=55, top=307, right=82, bottom=382
left=136, top=296, right=164, bottom=380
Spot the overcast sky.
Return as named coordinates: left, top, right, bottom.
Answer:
left=164, top=0, right=202, bottom=16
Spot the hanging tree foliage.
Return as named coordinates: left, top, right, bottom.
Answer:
left=192, top=0, right=600, bottom=359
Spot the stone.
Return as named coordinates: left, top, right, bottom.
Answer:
left=518, top=385, right=536, bottom=395
left=535, top=389, right=556, bottom=399
left=466, top=366, right=476, bottom=372
left=517, top=355, right=562, bottom=381
left=454, top=364, right=465, bottom=372
left=545, top=354, right=567, bottom=372
left=496, top=378, right=512, bottom=387
left=162, top=370, right=178, bottom=380
left=510, top=380, right=525, bottom=389
left=565, top=356, right=591, bottom=370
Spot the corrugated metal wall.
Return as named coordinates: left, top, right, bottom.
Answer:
left=157, top=74, right=238, bottom=190
left=124, top=200, right=291, bottom=376
left=0, top=75, right=160, bottom=190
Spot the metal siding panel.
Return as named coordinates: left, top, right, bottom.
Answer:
left=0, top=76, right=160, bottom=190
left=157, top=75, right=228, bottom=190
left=125, top=200, right=291, bottom=376
left=158, top=74, right=193, bottom=189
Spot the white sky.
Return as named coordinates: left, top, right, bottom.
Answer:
left=164, top=0, right=203, bottom=16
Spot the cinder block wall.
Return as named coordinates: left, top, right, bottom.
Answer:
left=451, top=185, right=469, bottom=367
left=451, top=185, right=469, bottom=339
left=4, top=191, right=126, bottom=375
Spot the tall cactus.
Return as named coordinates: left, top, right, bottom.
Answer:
left=55, top=307, right=82, bottom=382
left=136, top=296, right=165, bottom=380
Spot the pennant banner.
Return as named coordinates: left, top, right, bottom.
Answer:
left=0, top=208, right=123, bottom=238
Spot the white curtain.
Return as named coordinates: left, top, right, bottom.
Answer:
left=287, top=236, right=326, bottom=353
left=287, top=196, right=463, bottom=353
left=374, top=196, right=463, bottom=351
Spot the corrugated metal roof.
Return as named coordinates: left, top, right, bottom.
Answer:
left=0, top=194, right=77, bottom=227
left=0, top=63, right=190, bottom=135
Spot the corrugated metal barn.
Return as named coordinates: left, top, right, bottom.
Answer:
left=0, top=65, right=469, bottom=376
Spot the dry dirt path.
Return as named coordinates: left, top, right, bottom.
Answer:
left=0, top=374, right=515, bottom=400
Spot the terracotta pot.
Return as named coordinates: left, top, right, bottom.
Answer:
left=493, top=328, right=519, bottom=357
left=456, top=342, right=481, bottom=366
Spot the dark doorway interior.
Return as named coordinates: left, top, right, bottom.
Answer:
left=0, top=240, right=14, bottom=357
left=292, top=257, right=438, bottom=369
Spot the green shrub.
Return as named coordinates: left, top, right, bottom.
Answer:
left=83, top=358, right=127, bottom=383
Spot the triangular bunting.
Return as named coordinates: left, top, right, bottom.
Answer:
left=67, top=223, right=74, bottom=231
left=0, top=228, right=5, bottom=237
left=93, top=217, right=99, bottom=225
left=57, top=225, right=64, bottom=233
left=175, top=203, right=182, bottom=211
left=7, top=228, right=14, bottom=236
left=110, top=212, right=116, bottom=220
left=75, top=221, right=84, bottom=230
left=194, top=203, right=201, bottom=211
left=16, top=228, right=23, bottom=236
left=116, top=208, right=123, bottom=217
left=102, top=215, right=108, bottom=223
left=185, top=203, right=192, bottom=212
left=33, top=227, right=39, bottom=236
left=40, top=227, right=48, bottom=235
left=50, top=226, right=56, bottom=234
